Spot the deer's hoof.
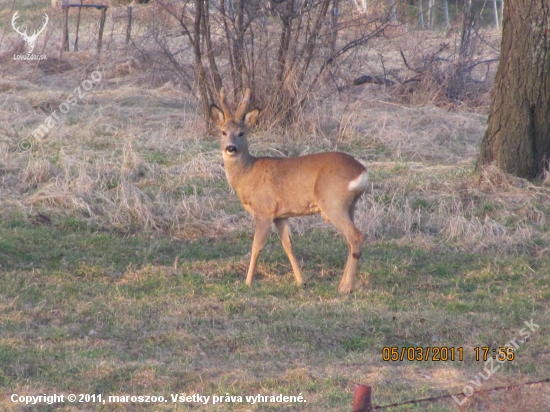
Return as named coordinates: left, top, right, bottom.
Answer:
left=338, top=285, right=352, bottom=294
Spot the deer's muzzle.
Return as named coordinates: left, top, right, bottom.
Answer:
left=225, top=145, right=238, bottom=154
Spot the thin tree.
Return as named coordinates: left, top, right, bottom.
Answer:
left=476, top=0, right=550, bottom=179
left=418, top=0, right=424, bottom=28
left=442, top=0, right=450, bottom=30
left=492, top=0, right=499, bottom=30
left=427, top=0, right=435, bottom=29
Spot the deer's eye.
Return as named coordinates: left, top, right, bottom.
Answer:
left=238, top=132, right=244, bottom=137
left=222, top=131, right=227, bottom=136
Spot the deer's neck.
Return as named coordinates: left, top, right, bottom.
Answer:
left=223, top=151, right=256, bottom=189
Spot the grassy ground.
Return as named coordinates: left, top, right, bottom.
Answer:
left=1, top=2, right=550, bottom=411
left=1, top=218, right=550, bottom=411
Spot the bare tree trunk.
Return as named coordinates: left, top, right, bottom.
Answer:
left=418, top=0, right=424, bottom=28
left=233, top=0, right=245, bottom=91
left=492, top=0, right=499, bottom=30
left=428, top=0, right=435, bottom=29
left=202, top=0, right=222, bottom=93
left=442, top=0, right=450, bottom=30
left=220, top=0, right=238, bottom=94
left=459, top=0, right=481, bottom=61
left=276, top=0, right=294, bottom=81
left=331, top=0, right=340, bottom=58
left=193, top=0, right=210, bottom=119
left=390, top=0, right=397, bottom=21
left=476, top=0, right=550, bottom=179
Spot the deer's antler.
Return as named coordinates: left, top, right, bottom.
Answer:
left=219, top=88, right=233, bottom=120
left=235, top=89, right=251, bottom=121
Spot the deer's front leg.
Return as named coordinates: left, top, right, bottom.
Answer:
left=274, top=218, right=304, bottom=286
left=245, top=217, right=272, bottom=286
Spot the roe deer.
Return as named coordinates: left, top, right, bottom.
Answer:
left=211, top=88, right=368, bottom=293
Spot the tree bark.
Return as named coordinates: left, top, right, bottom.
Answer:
left=442, top=0, right=450, bottom=30
left=418, top=0, right=424, bottom=29
left=476, top=0, right=550, bottom=179
left=220, top=0, right=238, bottom=94
left=202, top=0, right=223, bottom=93
left=276, top=0, right=294, bottom=81
left=492, top=0, right=499, bottom=30
left=193, top=0, right=210, bottom=120
left=330, top=0, right=340, bottom=58
left=428, top=0, right=434, bottom=29
left=233, top=0, right=246, bottom=92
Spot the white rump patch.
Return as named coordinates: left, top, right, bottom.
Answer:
left=348, top=171, right=369, bottom=191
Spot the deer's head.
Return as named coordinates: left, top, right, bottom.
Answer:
left=210, top=88, right=259, bottom=160
left=12, top=11, right=49, bottom=55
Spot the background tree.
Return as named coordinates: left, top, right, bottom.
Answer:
left=476, top=0, right=550, bottom=179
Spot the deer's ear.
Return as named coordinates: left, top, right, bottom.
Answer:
left=210, top=104, right=225, bottom=126
left=244, top=109, right=259, bottom=128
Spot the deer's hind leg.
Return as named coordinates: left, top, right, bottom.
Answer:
left=318, top=195, right=363, bottom=293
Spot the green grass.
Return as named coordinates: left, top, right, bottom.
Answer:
left=1, top=218, right=549, bottom=411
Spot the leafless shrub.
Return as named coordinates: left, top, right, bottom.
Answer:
left=393, top=36, right=498, bottom=107
left=143, top=0, right=398, bottom=127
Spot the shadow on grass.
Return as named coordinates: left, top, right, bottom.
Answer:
left=0, top=218, right=249, bottom=272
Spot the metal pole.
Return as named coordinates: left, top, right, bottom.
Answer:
left=352, top=384, right=372, bottom=412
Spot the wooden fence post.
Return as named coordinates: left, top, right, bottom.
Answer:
left=126, top=6, right=133, bottom=44
left=74, top=0, right=83, bottom=51
left=97, top=7, right=107, bottom=55
left=61, top=1, right=70, bottom=52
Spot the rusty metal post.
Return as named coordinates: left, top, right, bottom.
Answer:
left=352, top=384, right=372, bottom=412
left=97, top=7, right=107, bottom=55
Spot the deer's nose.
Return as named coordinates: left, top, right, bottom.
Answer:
left=225, top=145, right=237, bottom=154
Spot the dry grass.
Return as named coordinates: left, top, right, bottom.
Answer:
left=3, top=53, right=548, bottom=254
